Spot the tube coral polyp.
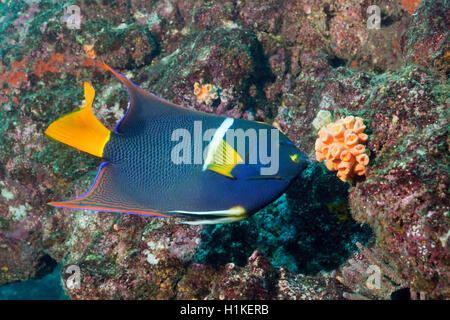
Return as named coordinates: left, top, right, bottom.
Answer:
left=312, top=110, right=333, bottom=130
left=315, top=116, right=369, bottom=182
left=194, top=82, right=218, bottom=104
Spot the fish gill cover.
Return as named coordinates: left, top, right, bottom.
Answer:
left=0, top=0, right=448, bottom=300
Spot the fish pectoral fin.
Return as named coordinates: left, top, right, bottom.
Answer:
left=170, top=206, right=247, bottom=225
left=203, top=139, right=243, bottom=179
left=48, top=162, right=169, bottom=218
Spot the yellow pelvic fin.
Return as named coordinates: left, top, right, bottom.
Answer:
left=45, top=82, right=111, bottom=157
left=206, top=139, right=243, bottom=178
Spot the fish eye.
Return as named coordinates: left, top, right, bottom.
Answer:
left=289, top=153, right=300, bottom=163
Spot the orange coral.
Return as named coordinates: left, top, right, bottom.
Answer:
left=83, top=44, right=97, bottom=59
left=193, top=82, right=218, bottom=104
left=1, top=57, right=29, bottom=88
left=31, top=52, right=64, bottom=78
left=1, top=57, right=28, bottom=87
left=8, top=71, right=27, bottom=87
left=400, top=0, right=422, bottom=14
left=315, top=116, right=369, bottom=182
left=81, top=58, right=108, bottom=70
left=11, top=57, right=28, bottom=70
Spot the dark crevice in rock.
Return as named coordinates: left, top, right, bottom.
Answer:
left=327, top=55, right=347, bottom=68
left=35, top=253, right=58, bottom=279
left=390, top=287, right=411, bottom=300
left=323, top=3, right=336, bottom=31
left=245, top=36, right=276, bottom=117
left=381, top=13, right=396, bottom=27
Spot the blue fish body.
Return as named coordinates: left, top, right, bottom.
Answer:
left=45, top=65, right=308, bottom=224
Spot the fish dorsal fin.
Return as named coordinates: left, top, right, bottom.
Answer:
left=103, top=63, right=192, bottom=134
left=48, top=162, right=170, bottom=218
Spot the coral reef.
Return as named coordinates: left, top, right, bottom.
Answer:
left=193, top=82, right=219, bottom=105
left=202, top=250, right=343, bottom=300
left=312, top=110, right=333, bottom=131
left=194, top=164, right=372, bottom=276
left=337, top=242, right=408, bottom=299
left=337, top=241, right=429, bottom=300
left=315, top=116, right=370, bottom=182
left=0, top=0, right=448, bottom=300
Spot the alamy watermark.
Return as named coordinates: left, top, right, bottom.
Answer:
left=170, top=119, right=280, bottom=176
left=62, top=5, right=81, bottom=30
left=65, top=265, right=81, bottom=290
left=365, top=265, right=381, bottom=290
left=367, top=5, right=381, bottom=30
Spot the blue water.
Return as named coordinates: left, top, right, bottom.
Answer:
left=0, top=265, right=69, bottom=300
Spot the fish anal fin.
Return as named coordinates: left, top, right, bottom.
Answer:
left=48, top=162, right=169, bottom=218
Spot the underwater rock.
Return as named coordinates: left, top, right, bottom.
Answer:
left=401, top=0, right=449, bottom=77
left=205, top=250, right=343, bottom=300
left=347, top=69, right=449, bottom=298
left=0, top=0, right=448, bottom=300
left=142, top=26, right=274, bottom=119
left=337, top=242, right=410, bottom=300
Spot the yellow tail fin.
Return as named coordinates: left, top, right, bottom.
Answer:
left=45, top=82, right=111, bottom=157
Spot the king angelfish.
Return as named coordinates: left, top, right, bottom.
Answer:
left=45, top=64, right=308, bottom=225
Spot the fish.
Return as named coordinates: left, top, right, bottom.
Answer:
left=45, top=64, right=308, bottom=225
